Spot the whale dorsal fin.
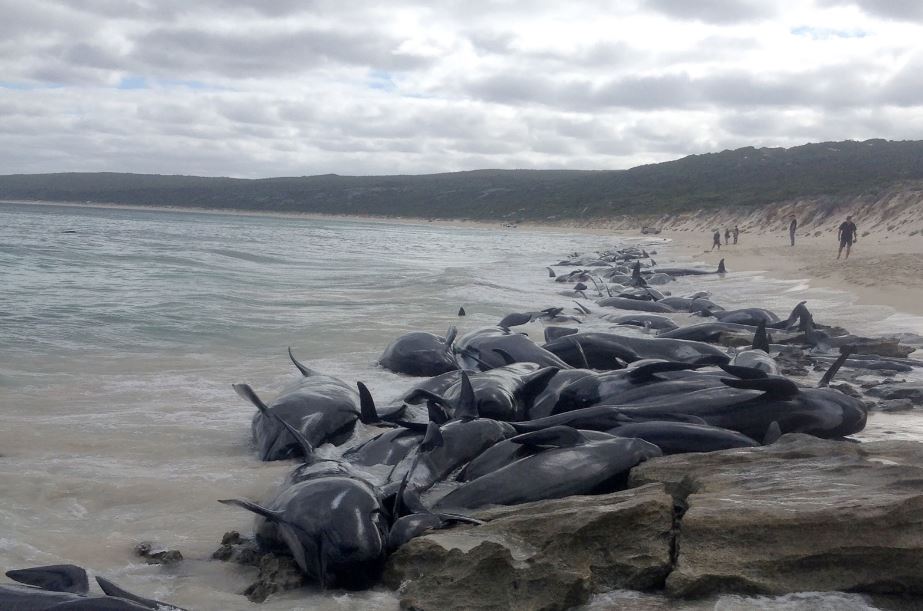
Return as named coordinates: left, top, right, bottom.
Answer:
left=717, top=259, right=726, bottom=274
left=752, top=320, right=770, bottom=352
left=357, top=381, right=381, bottom=424
left=288, top=347, right=319, bottom=377
left=455, top=371, right=479, bottom=421
left=6, top=565, right=88, bottom=594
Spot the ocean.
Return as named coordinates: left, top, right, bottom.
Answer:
left=2, top=201, right=921, bottom=610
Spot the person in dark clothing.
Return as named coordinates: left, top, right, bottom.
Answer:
left=724, top=228, right=730, bottom=245
left=789, top=216, right=797, bottom=246
left=732, top=225, right=739, bottom=244
left=711, top=229, right=721, bottom=251
left=837, top=215, right=858, bottom=260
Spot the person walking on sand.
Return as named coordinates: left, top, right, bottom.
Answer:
left=789, top=216, right=797, bottom=246
left=724, top=228, right=731, bottom=245
left=711, top=229, right=721, bottom=251
left=837, top=215, right=858, bottom=260
left=733, top=225, right=739, bottom=244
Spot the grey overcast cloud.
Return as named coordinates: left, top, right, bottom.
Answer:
left=2, top=0, right=922, bottom=177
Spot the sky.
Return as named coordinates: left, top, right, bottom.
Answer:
left=2, top=0, right=923, bottom=177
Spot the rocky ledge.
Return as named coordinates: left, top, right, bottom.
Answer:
left=384, top=434, right=923, bottom=610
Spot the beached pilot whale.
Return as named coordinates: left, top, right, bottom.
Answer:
left=454, top=326, right=571, bottom=371
left=1, top=564, right=186, bottom=610
left=233, top=348, right=363, bottom=461
left=221, top=476, right=389, bottom=589
left=543, top=332, right=729, bottom=369
left=432, top=427, right=661, bottom=511
left=379, top=326, right=460, bottom=377
left=652, top=259, right=726, bottom=277
left=406, top=363, right=560, bottom=422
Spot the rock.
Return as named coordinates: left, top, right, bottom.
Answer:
left=874, top=399, right=915, bottom=412
left=134, top=541, right=183, bottom=565
left=774, top=347, right=813, bottom=377
left=243, top=553, right=307, bottom=604
left=383, top=483, right=674, bottom=611
left=212, top=532, right=303, bottom=601
left=829, top=382, right=862, bottom=398
left=848, top=339, right=916, bottom=359
left=865, top=382, right=923, bottom=406
left=630, top=434, right=923, bottom=597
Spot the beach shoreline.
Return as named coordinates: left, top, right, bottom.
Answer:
left=5, top=197, right=923, bottom=317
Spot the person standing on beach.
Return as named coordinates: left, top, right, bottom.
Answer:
left=724, top=228, right=730, bottom=245
left=789, top=216, right=797, bottom=246
left=733, top=225, right=739, bottom=244
left=837, top=215, right=858, bottom=260
left=711, top=229, right=721, bottom=251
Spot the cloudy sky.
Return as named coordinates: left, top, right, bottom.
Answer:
left=2, top=0, right=922, bottom=177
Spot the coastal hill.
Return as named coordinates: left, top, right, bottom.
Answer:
left=2, top=139, right=923, bottom=222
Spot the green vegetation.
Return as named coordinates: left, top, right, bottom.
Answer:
left=3, top=139, right=922, bottom=221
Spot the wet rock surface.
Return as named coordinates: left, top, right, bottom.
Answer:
left=630, top=434, right=923, bottom=597
left=383, top=483, right=674, bottom=610
left=134, top=541, right=183, bottom=565
left=212, top=531, right=307, bottom=603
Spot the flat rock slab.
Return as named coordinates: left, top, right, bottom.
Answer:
left=630, top=434, right=923, bottom=598
left=383, top=483, right=674, bottom=611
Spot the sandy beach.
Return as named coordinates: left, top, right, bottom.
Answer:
left=650, top=228, right=923, bottom=317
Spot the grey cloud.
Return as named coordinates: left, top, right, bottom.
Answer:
left=819, top=0, right=923, bottom=22
left=133, top=25, right=431, bottom=78
left=643, top=0, right=776, bottom=23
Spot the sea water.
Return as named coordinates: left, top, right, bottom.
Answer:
left=1, top=202, right=920, bottom=610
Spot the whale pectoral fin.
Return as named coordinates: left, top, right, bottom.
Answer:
left=426, top=400, right=450, bottom=425
left=288, top=347, right=319, bottom=377
left=720, top=376, right=800, bottom=398
left=218, top=499, right=283, bottom=522
left=436, top=512, right=485, bottom=526
left=273, top=415, right=315, bottom=460
left=95, top=576, right=178, bottom=610
left=628, top=361, right=695, bottom=382
left=232, top=384, right=274, bottom=418
left=763, top=421, right=782, bottom=445
left=573, top=300, right=591, bottom=315
left=521, top=367, right=560, bottom=403
left=512, top=426, right=587, bottom=449
left=492, top=348, right=517, bottom=365
left=357, top=381, right=381, bottom=424
left=570, top=338, right=590, bottom=369
left=445, top=325, right=458, bottom=347
left=719, top=364, right=769, bottom=380
left=276, top=522, right=310, bottom=575
left=818, top=346, right=853, bottom=388
left=6, top=565, right=89, bottom=594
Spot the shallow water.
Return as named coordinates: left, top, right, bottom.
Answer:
left=1, top=202, right=921, bottom=610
